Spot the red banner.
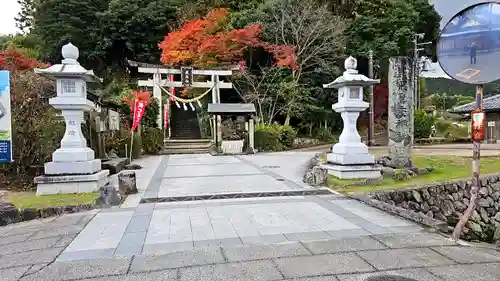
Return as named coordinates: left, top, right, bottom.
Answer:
left=471, top=109, right=486, bottom=142
left=131, top=100, right=147, bottom=132
left=169, top=74, right=175, bottom=102
left=164, top=104, right=169, bottom=129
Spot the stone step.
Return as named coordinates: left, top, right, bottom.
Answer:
left=159, top=148, right=212, bottom=155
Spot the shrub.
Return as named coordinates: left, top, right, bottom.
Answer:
left=314, top=127, right=338, bottom=142
left=278, top=124, right=297, bottom=148
left=254, top=123, right=283, bottom=151
left=254, top=123, right=297, bottom=151
left=414, top=109, right=435, bottom=139
left=435, top=119, right=452, bottom=135
left=142, top=127, right=164, bottom=154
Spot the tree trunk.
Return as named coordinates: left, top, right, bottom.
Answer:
left=284, top=113, right=291, bottom=126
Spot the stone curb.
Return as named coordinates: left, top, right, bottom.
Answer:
left=347, top=194, right=449, bottom=233
left=0, top=202, right=99, bottom=227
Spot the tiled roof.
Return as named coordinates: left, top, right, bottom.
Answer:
left=451, top=94, right=500, bottom=112
left=207, top=103, right=256, bottom=114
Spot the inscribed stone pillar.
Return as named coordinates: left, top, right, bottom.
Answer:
left=388, top=57, right=414, bottom=167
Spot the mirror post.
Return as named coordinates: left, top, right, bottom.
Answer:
left=452, top=84, right=483, bottom=240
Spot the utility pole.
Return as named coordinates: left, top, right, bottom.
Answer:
left=413, top=33, right=432, bottom=110
left=368, top=50, right=374, bottom=146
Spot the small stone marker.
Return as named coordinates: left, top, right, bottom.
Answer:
left=99, top=182, right=122, bottom=207
left=0, top=202, right=20, bottom=226
left=118, top=170, right=138, bottom=195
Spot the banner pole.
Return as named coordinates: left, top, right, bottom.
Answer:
left=130, top=99, right=137, bottom=162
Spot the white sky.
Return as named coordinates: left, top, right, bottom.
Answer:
left=0, top=0, right=21, bottom=35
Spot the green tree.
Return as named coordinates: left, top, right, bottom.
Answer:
left=31, top=0, right=109, bottom=70
left=97, top=0, right=181, bottom=73
left=15, top=0, right=39, bottom=33
left=345, top=0, right=440, bottom=77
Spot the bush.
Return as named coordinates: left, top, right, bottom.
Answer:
left=435, top=119, right=452, bottom=135
left=414, top=109, right=435, bottom=139
left=314, top=127, right=338, bottom=142
left=278, top=124, right=297, bottom=148
left=254, top=123, right=297, bottom=151
left=142, top=127, right=164, bottom=154
left=254, top=123, right=283, bottom=151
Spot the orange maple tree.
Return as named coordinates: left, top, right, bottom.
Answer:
left=159, top=8, right=297, bottom=70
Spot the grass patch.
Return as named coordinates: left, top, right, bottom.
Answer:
left=328, top=155, right=500, bottom=193
left=7, top=192, right=99, bottom=209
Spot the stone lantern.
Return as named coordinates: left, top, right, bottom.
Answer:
left=321, top=56, right=381, bottom=179
left=33, top=43, right=109, bottom=195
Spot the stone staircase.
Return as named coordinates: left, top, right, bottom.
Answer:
left=161, top=139, right=213, bottom=154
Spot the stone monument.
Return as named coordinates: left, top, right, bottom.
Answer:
left=320, top=56, right=381, bottom=179
left=33, top=43, right=109, bottom=195
left=388, top=57, right=414, bottom=168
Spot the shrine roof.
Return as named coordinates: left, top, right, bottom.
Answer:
left=451, top=94, right=500, bottom=113
left=208, top=103, right=256, bottom=115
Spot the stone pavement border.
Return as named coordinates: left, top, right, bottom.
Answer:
left=5, top=231, right=499, bottom=281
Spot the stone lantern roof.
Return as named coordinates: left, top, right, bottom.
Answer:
left=323, top=56, right=380, bottom=89
left=34, top=43, right=101, bottom=83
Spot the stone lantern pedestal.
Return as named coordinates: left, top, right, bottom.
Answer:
left=320, top=56, right=381, bottom=179
left=33, top=43, right=109, bottom=195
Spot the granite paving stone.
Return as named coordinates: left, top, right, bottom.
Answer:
left=356, top=248, right=457, bottom=270
left=336, top=268, right=444, bottom=281
left=28, top=225, right=86, bottom=240
left=79, top=270, right=179, bottom=281
left=53, top=234, right=78, bottom=248
left=115, top=232, right=147, bottom=256
left=302, top=236, right=388, bottom=255
left=0, top=247, right=65, bottom=269
left=0, top=232, right=33, bottom=246
left=283, top=231, right=331, bottom=241
left=431, top=246, right=500, bottom=263
left=222, top=241, right=311, bottom=262
left=142, top=241, right=194, bottom=254
left=19, top=257, right=131, bottom=281
left=325, top=229, right=371, bottom=239
left=240, top=234, right=289, bottom=245
left=163, top=163, right=263, bottom=178
left=194, top=238, right=243, bottom=248
left=371, top=232, right=457, bottom=249
left=25, top=263, right=49, bottom=275
left=274, top=253, right=375, bottom=278
left=1, top=236, right=60, bottom=255
left=0, top=265, right=30, bottom=281
left=125, top=215, right=152, bottom=233
left=57, top=248, right=116, bottom=261
left=179, top=260, right=284, bottom=281
left=282, top=277, right=338, bottom=281
left=427, top=263, right=500, bottom=281
left=130, top=247, right=225, bottom=273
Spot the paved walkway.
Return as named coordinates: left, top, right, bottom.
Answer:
left=1, top=152, right=499, bottom=280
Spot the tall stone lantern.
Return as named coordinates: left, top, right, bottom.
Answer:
left=322, top=56, right=381, bottom=179
left=33, top=43, right=109, bottom=195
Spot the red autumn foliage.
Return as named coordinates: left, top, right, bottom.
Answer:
left=159, top=8, right=297, bottom=70
left=0, top=47, right=47, bottom=71
left=122, top=90, right=152, bottom=116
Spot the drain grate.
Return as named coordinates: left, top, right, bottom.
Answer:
left=366, top=276, right=418, bottom=281
left=140, top=189, right=332, bottom=204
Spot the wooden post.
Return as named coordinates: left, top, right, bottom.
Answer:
left=452, top=84, right=483, bottom=241
left=249, top=118, right=255, bottom=150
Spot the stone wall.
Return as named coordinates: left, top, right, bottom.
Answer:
left=369, top=174, right=500, bottom=243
